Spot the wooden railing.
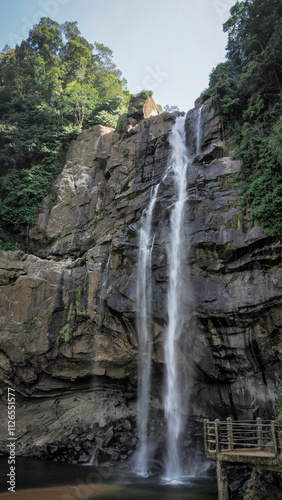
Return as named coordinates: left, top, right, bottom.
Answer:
left=204, top=418, right=282, bottom=500
left=204, top=417, right=282, bottom=460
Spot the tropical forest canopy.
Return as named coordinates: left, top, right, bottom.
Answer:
left=0, top=2, right=281, bottom=250
left=203, top=0, right=282, bottom=233
left=0, top=18, right=130, bottom=247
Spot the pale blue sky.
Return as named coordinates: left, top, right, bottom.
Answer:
left=0, top=0, right=237, bottom=111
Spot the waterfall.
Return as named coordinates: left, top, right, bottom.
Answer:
left=136, top=183, right=160, bottom=475
left=196, top=104, right=203, bottom=156
left=136, top=113, right=190, bottom=479
left=164, top=114, right=189, bottom=481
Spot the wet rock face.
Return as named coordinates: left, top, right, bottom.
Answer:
left=0, top=96, right=281, bottom=462
left=185, top=99, right=223, bottom=156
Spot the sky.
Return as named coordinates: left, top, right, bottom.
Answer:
left=0, top=0, right=237, bottom=112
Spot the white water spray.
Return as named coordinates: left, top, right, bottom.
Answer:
left=136, top=114, right=191, bottom=479
left=136, top=183, right=160, bottom=475
left=164, top=114, right=189, bottom=480
left=196, top=105, right=203, bottom=156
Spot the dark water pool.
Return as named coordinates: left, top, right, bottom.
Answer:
left=0, top=456, right=217, bottom=499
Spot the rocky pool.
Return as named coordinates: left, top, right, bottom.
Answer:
left=0, top=457, right=217, bottom=499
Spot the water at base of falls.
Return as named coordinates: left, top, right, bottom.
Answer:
left=0, top=457, right=217, bottom=499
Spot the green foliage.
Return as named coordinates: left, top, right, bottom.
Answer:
left=93, top=110, right=118, bottom=127
left=0, top=18, right=130, bottom=245
left=277, top=389, right=282, bottom=425
left=206, top=0, right=282, bottom=233
left=60, top=303, right=75, bottom=342
left=276, top=347, right=282, bottom=425
left=163, top=104, right=180, bottom=113
left=96, top=158, right=108, bottom=170
left=61, top=82, right=99, bottom=129
left=81, top=235, right=97, bottom=249
left=0, top=224, right=19, bottom=250
left=1, top=165, right=54, bottom=224
left=202, top=61, right=241, bottom=123
left=140, top=90, right=153, bottom=98
left=272, top=115, right=282, bottom=164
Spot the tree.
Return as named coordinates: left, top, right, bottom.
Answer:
left=93, top=42, right=121, bottom=78
left=0, top=18, right=130, bottom=242
left=163, top=104, right=180, bottom=113
left=27, top=17, right=63, bottom=66
left=205, top=0, right=282, bottom=233
left=204, top=61, right=240, bottom=123
left=62, top=82, right=98, bottom=129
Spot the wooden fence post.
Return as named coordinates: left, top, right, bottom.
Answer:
left=256, top=417, right=263, bottom=450
left=271, top=420, right=278, bottom=455
left=215, top=418, right=220, bottom=455
left=204, top=419, right=209, bottom=456
left=217, top=460, right=229, bottom=500
left=227, top=417, right=233, bottom=451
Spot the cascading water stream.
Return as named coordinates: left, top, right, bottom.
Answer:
left=164, top=114, right=189, bottom=481
left=196, top=104, right=203, bottom=156
left=136, top=113, right=190, bottom=480
left=136, top=183, right=160, bottom=475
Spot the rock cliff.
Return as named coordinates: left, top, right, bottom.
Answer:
left=0, top=96, right=281, bottom=469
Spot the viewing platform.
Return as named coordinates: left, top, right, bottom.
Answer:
left=204, top=418, right=282, bottom=500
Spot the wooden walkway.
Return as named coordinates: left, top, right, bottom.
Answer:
left=204, top=418, right=282, bottom=500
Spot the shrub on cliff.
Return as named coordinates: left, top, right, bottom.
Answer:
left=202, top=0, right=282, bottom=233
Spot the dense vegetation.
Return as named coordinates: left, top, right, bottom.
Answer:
left=0, top=18, right=130, bottom=248
left=1, top=3, right=281, bottom=248
left=202, top=0, right=282, bottom=233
